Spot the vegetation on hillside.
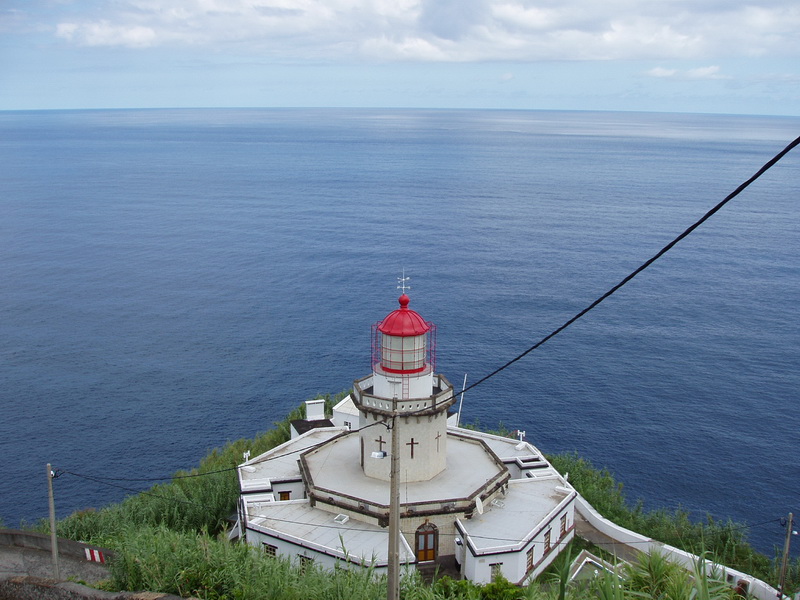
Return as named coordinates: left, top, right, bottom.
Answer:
left=546, top=453, right=792, bottom=588
left=37, top=397, right=798, bottom=599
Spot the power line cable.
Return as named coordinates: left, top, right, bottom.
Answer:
left=60, top=466, right=238, bottom=483
left=456, top=133, right=800, bottom=398
left=61, top=419, right=391, bottom=484
left=235, top=510, right=784, bottom=546
left=57, top=135, right=800, bottom=546
left=63, top=444, right=787, bottom=552
left=60, top=134, right=800, bottom=483
left=65, top=470, right=204, bottom=507
left=237, top=136, right=800, bottom=545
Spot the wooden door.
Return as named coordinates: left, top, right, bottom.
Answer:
left=416, top=523, right=437, bottom=562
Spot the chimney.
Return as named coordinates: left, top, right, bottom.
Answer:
left=306, top=399, right=325, bottom=421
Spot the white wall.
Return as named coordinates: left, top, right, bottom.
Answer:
left=459, top=507, right=575, bottom=585
left=270, top=480, right=305, bottom=501
left=244, top=523, right=422, bottom=577
left=332, top=395, right=359, bottom=429
left=246, top=527, right=386, bottom=573
left=574, top=495, right=781, bottom=600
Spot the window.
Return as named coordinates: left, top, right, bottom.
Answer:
left=560, top=514, right=568, bottom=537
left=262, top=543, right=277, bottom=557
left=544, top=529, right=552, bottom=552
left=381, top=333, right=426, bottom=372
left=526, top=547, right=534, bottom=573
left=279, top=491, right=291, bottom=501
left=344, top=421, right=352, bottom=430
left=490, top=563, right=503, bottom=580
left=298, top=555, right=314, bottom=572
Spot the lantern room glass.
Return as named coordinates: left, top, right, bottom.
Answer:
left=381, top=333, right=426, bottom=372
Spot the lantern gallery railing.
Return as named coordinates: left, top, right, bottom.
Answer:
left=352, top=373, right=455, bottom=416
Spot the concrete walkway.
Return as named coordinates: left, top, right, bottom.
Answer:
left=0, top=529, right=184, bottom=600
left=0, top=543, right=110, bottom=584
left=0, top=529, right=111, bottom=584
left=573, top=511, right=641, bottom=564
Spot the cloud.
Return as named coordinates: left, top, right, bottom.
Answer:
left=57, top=20, right=157, bottom=47
left=418, top=0, right=490, bottom=41
left=646, top=67, right=678, bottom=78
left=686, top=65, right=730, bottom=80
left=645, top=65, right=731, bottom=80
left=361, top=35, right=450, bottom=61
left=44, top=0, right=800, bottom=62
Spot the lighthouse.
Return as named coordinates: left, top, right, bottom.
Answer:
left=355, top=293, right=456, bottom=482
left=237, top=286, right=577, bottom=584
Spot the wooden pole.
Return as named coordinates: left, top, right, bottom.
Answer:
left=778, top=512, right=793, bottom=599
left=47, top=463, right=60, bottom=580
left=387, top=415, right=401, bottom=600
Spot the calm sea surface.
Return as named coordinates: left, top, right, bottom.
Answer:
left=1, top=108, right=798, bottom=556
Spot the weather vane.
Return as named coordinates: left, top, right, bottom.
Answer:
left=397, top=269, right=411, bottom=294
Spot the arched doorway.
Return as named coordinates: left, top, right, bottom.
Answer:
left=415, top=522, right=438, bottom=562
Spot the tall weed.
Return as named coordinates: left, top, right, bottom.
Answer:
left=547, top=453, right=779, bottom=589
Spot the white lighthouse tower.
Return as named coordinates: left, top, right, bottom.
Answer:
left=354, top=293, right=456, bottom=482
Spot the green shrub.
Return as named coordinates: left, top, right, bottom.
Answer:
left=42, top=396, right=793, bottom=599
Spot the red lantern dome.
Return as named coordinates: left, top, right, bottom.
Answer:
left=378, top=294, right=430, bottom=337
left=374, top=295, right=434, bottom=374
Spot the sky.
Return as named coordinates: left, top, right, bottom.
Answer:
left=1, top=0, right=799, bottom=115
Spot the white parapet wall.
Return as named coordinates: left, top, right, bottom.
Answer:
left=574, top=495, right=783, bottom=600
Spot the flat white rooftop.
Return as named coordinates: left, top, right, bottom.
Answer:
left=458, top=477, right=574, bottom=553
left=247, top=499, right=414, bottom=565
left=240, top=428, right=345, bottom=491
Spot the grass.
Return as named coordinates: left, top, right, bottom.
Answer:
left=33, top=396, right=798, bottom=599
left=546, top=452, right=799, bottom=593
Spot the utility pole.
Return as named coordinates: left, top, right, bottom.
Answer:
left=387, top=415, right=401, bottom=600
left=46, top=463, right=60, bottom=580
left=456, top=374, right=467, bottom=427
left=778, top=512, right=794, bottom=599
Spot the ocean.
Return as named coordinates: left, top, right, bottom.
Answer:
left=1, top=108, right=798, bottom=557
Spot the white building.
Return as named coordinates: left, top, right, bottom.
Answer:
left=237, top=294, right=576, bottom=584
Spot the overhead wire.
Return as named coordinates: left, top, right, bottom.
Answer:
left=59, top=132, right=800, bottom=484
left=65, top=469, right=204, bottom=507
left=456, top=133, right=800, bottom=398
left=212, top=512, right=786, bottom=547
left=55, top=134, right=800, bottom=546
left=59, top=419, right=389, bottom=484
left=63, top=466, right=787, bottom=547
left=67, top=456, right=787, bottom=542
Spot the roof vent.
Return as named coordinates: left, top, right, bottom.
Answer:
left=333, top=514, right=350, bottom=524
left=491, top=499, right=505, bottom=509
